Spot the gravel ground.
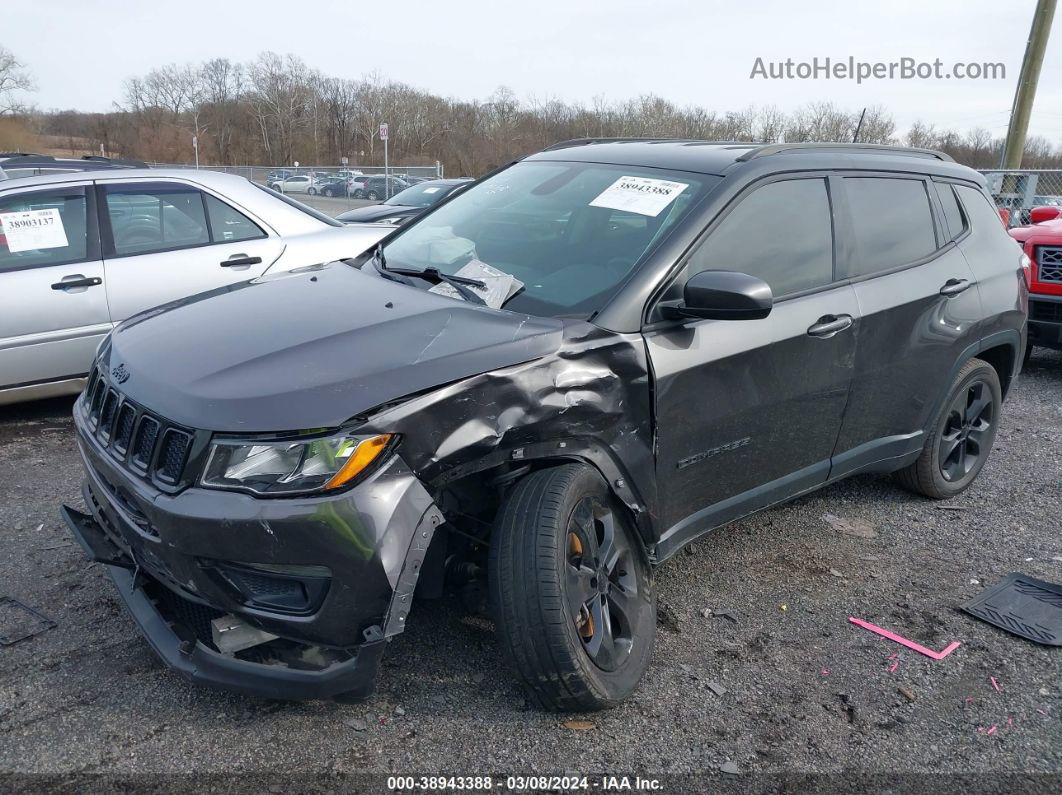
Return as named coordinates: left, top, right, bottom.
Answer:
left=0, top=349, right=1059, bottom=792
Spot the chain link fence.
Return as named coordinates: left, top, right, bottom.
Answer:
left=148, top=161, right=445, bottom=215
left=980, top=170, right=1062, bottom=228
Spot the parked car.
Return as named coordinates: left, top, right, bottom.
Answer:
left=1018, top=195, right=1062, bottom=226
left=0, top=169, right=392, bottom=405
left=60, top=141, right=1025, bottom=710
left=349, top=175, right=410, bottom=200
left=317, top=176, right=354, bottom=198
left=336, top=178, right=472, bottom=224
left=269, top=174, right=318, bottom=194
left=1009, top=203, right=1062, bottom=362
left=0, top=154, right=147, bottom=181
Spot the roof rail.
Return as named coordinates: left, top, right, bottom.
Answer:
left=543, top=138, right=757, bottom=151
left=0, top=154, right=147, bottom=170
left=736, top=142, right=953, bottom=162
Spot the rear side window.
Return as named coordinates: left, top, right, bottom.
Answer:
left=0, top=187, right=89, bottom=271
left=204, top=195, right=265, bottom=243
left=105, top=185, right=210, bottom=256
left=844, top=177, right=937, bottom=277
left=955, top=185, right=1006, bottom=232
left=685, top=178, right=834, bottom=297
left=935, top=183, right=967, bottom=240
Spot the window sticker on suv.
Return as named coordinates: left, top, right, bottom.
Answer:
left=0, top=208, right=69, bottom=252
left=590, top=175, right=689, bottom=217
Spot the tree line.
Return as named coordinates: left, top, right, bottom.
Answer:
left=5, top=48, right=1062, bottom=175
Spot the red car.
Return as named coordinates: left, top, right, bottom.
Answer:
left=1009, top=205, right=1062, bottom=363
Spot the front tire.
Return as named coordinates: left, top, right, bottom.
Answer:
left=896, top=357, right=1002, bottom=499
left=367, top=190, right=380, bottom=201
left=489, top=464, right=655, bottom=711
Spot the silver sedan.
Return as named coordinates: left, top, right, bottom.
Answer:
left=0, top=169, right=392, bottom=405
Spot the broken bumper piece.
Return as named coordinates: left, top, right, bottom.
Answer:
left=62, top=504, right=386, bottom=701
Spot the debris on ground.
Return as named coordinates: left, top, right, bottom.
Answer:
left=563, top=720, right=594, bottom=731
left=711, top=609, right=739, bottom=623
left=0, top=596, right=57, bottom=646
left=706, top=681, right=727, bottom=697
left=991, top=676, right=1001, bottom=692
left=848, top=617, right=960, bottom=660
left=719, top=761, right=740, bottom=775
left=657, top=602, right=683, bottom=632
left=822, top=513, right=878, bottom=538
left=898, top=686, right=916, bottom=702
left=828, top=567, right=845, bottom=578
left=344, top=718, right=368, bottom=732
left=962, top=573, right=1062, bottom=646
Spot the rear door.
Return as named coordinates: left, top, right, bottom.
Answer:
left=830, top=174, right=983, bottom=475
left=0, top=182, right=110, bottom=391
left=98, top=180, right=283, bottom=322
left=644, top=175, right=859, bottom=556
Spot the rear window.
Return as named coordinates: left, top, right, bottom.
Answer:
left=845, top=177, right=938, bottom=277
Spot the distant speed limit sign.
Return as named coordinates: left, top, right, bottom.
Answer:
left=379, top=123, right=389, bottom=140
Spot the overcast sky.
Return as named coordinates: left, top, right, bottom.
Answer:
left=5, top=0, right=1061, bottom=140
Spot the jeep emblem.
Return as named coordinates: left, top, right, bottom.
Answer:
left=111, top=364, right=130, bottom=384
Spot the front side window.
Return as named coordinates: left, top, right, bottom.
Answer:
left=381, top=160, right=717, bottom=317
left=844, top=177, right=937, bottom=277
left=0, top=187, right=89, bottom=271
left=104, top=185, right=210, bottom=255
left=682, top=178, right=834, bottom=298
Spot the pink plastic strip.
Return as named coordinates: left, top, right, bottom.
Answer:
left=849, top=617, right=961, bottom=660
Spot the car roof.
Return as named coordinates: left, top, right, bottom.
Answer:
left=525, top=139, right=981, bottom=182
left=0, top=168, right=260, bottom=191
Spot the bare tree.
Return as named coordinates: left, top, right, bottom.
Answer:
left=0, top=46, right=36, bottom=115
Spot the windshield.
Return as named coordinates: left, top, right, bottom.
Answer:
left=380, top=161, right=716, bottom=318
left=385, top=182, right=456, bottom=208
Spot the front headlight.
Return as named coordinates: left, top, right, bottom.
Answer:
left=200, top=432, right=395, bottom=496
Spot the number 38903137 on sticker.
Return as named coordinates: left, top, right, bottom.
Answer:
left=0, top=208, right=69, bottom=252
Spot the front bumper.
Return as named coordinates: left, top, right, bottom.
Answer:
left=1029, top=295, right=1062, bottom=350
left=63, top=396, right=444, bottom=700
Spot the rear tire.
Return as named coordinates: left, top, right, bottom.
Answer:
left=367, top=190, right=380, bottom=201
left=488, top=464, right=655, bottom=711
left=896, top=357, right=1002, bottom=499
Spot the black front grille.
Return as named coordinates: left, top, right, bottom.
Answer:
left=1031, top=299, right=1062, bottom=324
left=156, top=429, right=192, bottom=484
left=1038, top=246, right=1062, bottom=284
left=82, top=364, right=197, bottom=487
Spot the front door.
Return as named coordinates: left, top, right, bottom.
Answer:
left=644, top=176, right=857, bottom=558
left=97, top=181, right=282, bottom=321
left=0, top=183, right=110, bottom=392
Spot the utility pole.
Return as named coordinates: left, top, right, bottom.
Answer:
left=1001, top=0, right=1057, bottom=169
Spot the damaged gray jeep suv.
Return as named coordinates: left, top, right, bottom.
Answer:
left=62, top=140, right=1027, bottom=710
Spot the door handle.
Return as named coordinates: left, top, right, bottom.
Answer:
left=939, top=278, right=972, bottom=296
left=221, top=255, right=262, bottom=267
left=807, top=314, right=854, bottom=338
left=51, top=276, right=102, bottom=290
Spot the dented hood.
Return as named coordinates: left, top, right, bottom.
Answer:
left=102, top=262, right=565, bottom=432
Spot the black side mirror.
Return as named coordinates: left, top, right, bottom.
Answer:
left=664, top=270, right=773, bottom=321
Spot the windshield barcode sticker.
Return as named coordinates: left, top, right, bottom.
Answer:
left=589, top=176, right=689, bottom=217
left=0, top=208, right=69, bottom=252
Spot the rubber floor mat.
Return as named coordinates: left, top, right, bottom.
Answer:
left=962, top=573, right=1062, bottom=646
